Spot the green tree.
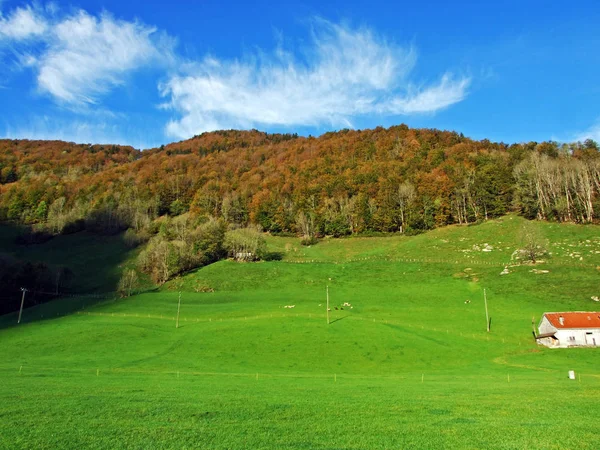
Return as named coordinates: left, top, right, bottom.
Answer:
left=169, top=199, right=186, bottom=216
left=34, top=201, right=48, bottom=221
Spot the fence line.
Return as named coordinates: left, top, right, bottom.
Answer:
left=279, top=255, right=597, bottom=268
left=2, top=363, right=595, bottom=382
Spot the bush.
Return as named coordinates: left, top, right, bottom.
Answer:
left=263, top=251, right=284, bottom=261
left=300, top=236, right=318, bottom=246
left=323, top=218, right=351, bottom=237
left=404, top=226, right=424, bottom=236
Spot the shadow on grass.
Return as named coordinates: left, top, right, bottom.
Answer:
left=330, top=315, right=349, bottom=324
left=0, top=287, right=161, bottom=331
left=0, top=222, right=153, bottom=330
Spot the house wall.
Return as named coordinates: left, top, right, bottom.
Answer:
left=555, top=329, right=600, bottom=348
left=538, top=336, right=559, bottom=347
left=539, top=317, right=557, bottom=335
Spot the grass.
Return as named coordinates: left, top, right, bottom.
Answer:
left=1, top=215, right=599, bottom=448
left=0, top=223, right=143, bottom=293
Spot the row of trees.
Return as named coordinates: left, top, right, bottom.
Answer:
left=514, top=151, right=600, bottom=223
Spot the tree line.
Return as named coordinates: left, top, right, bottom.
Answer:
left=1, top=126, right=598, bottom=239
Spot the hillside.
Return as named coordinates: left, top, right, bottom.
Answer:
left=1, top=125, right=598, bottom=315
left=1, top=126, right=599, bottom=235
left=0, top=139, right=139, bottom=183
left=0, top=217, right=599, bottom=448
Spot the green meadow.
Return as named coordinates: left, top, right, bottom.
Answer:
left=1, top=216, right=599, bottom=449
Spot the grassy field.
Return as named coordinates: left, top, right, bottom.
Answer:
left=1, top=216, right=599, bottom=449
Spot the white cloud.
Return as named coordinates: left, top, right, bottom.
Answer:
left=381, top=74, right=470, bottom=114
left=574, top=121, right=600, bottom=143
left=0, top=5, right=48, bottom=40
left=39, top=11, right=172, bottom=104
left=0, top=4, right=174, bottom=105
left=161, top=20, right=470, bottom=139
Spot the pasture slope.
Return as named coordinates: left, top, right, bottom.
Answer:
left=1, top=215, right=599, bottom=449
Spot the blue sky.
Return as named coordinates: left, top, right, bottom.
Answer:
left=1, top=0, right=599, bottom=149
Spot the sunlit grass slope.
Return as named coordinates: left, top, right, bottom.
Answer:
left=1, top=215, right=599, bottom=449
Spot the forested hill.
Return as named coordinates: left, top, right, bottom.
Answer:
left=0, top=140, right=139, bottom=182
left=1, top=125, right=599, bottom=236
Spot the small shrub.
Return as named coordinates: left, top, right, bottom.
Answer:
left=263, top=251, right=284, bottom=261
left=193, top=281, right=215, bottom=293
left=300, top=236, right=319, bottom=246
left=404, top=227, right=424, bottom=236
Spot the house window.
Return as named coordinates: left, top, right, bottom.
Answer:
left=569, top=336, right=576, bottom=342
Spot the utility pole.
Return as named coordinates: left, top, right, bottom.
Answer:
left=326, top=285, right=330, bottom=325
left=176, top=291, right=181, bottom=329
left=484, top=288, right=490, bottom=332
left=18, top=288, right=27, bottom=324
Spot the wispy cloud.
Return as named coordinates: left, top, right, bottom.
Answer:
left=0, top=3, right=174, bottom=105
left=160, top=20, right=470, bottom=139
left=574, top=120, right=600, bottom=143
left=0, top=4, right=48, bottom=40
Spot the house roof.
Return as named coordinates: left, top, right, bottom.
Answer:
left=544, top=312, right=600, bottom=329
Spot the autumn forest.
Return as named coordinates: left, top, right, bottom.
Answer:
left=1, top=125, right=599, bottom=305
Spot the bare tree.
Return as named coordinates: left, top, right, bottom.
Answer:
left=395, top=181, right=416, bottom=233
left=118, top=269, right=139, bottom=297
left=296, top=211, right=315, bottom=239
left=519, top=222, right=548, bottom=264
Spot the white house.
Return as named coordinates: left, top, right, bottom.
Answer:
left=536, top=312, right=600, bottom=348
